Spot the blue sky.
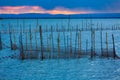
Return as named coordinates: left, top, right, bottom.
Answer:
left=0, top=0, right=120, bottom=14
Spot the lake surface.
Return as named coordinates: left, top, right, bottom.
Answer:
left=0, top=18, right=120, bottom=80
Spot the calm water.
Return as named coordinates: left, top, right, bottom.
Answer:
left=0, top=58, right=120, bottom=80
left=0, top=18, right=120, bottom=29
left=0, top=18, right=120, bottom=80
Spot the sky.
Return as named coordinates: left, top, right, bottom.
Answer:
left=0, top=0, right=120, bottom=15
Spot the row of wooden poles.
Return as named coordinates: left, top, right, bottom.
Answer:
left=0, top=23, right=120, bottom=34
left=18, top=26, right=120, bottom=60
left=0, top=25, right=120, bottom=60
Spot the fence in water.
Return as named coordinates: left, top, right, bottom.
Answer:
left=0, top=19, right=120, bottom=60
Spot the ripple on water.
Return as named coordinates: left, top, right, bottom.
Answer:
left=0, top=58, right=120, bottom=80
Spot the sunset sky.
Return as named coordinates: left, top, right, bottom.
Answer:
left=0, top=0, right=120, bottom=15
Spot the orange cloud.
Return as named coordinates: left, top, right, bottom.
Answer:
left=0, top=6, right=93, bottom=15
left=47, top=7, right=92, bottom=15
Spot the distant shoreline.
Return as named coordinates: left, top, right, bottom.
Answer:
left=0, top=17, right=120, bottom=19
left=0, top=13, right=120, bottom=19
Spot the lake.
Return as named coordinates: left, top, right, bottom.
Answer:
left=0, top=18, right=120, bottom=80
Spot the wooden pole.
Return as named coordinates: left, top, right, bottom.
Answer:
left=91, top=28, right=94, bottom=59
left=74, top=28, right=78, bottom=57
left=36, top=18, right=39, bottom=29
left=67, top=35, right=69, bottom=58
left=13, top=28, right=17, bottom=50
left=93, top=31, right=96, bottom=57
left=78, top=30, right=81, bottom=58
left=63, top=27, right=66, bottom=55
left=13, top=28, right=16, bottom=45
left=86, top=39, right=88, bottom=55
left=70, top=27, right=72, bottom=57
left=39, top=26, right=44, bottom=60
left=49, top=34, right=52, bottom=59
left=106, top=32, right=109, bottom=58
left=29, top=26, right=33, bottom=58
left=112, top=34, right=116, bottom=59
left=57, top=32, right=60, bottom=59
left=9, top=24, right=13, bottom=50
left=80, top=30, right=82, bottom=57
left=34, top=28, right=38, bottom=50
left=47, top=33, right=51, bottom=59
left=51, top=26, right=54, bottom=52
left=101, top=26, right=103, bottom=57
left=25, top=29, right=28, bottom=50
left=78, top=31, right=80, bottom=58
left=68, top=15, right=70, bottom=32
left=0, top=31, right=2, bottom=50
left=19, top=25, right=24, bottom=60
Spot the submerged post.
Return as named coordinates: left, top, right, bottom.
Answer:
left=39, top=26, right=44, bottom=60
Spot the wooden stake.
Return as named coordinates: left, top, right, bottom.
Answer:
left=86, top=39, right=88, bottom=55
left=106, top=32, right=109, bottom=58
left=67, top=35, right=69, bottom=58
left=13, top=28, right=16, bottom=44
left=39, top=26, right=44, bottom=60
left=51, top=26, right=54, bottom=52
left=13, top=28, right=17, bottom=50
left=35, top=28, right=38, bottom=50
left=57, top=32, right=60, bottom=59
left=93, top=31, right=96, bottom=57
left=101, top=26, right=103, bottom=57
left=25, top=29, right=28, bottom=50
left=47, top=33, right=51, bottom=59
left=68, top=15, right=70, bottom=32
left=91, top=29, right=94, bottom=59
left=78, top=31, right=81, bottom=58
left=49, top=34, right=52, bottom=59
left=70, top=27, right=72, bottom=57
left=19, top=25, right=24, bottom=60
left=0, top=31, right=2, bottom=50
left=80, top=30, right=82, bottom=56
left=9, top=24, right=13, bottom=50
left=74, top=26, right=78, bottom=57
left=112, top=34, right=116, bottom=59
left=29, top=26, right=33, bottom=58
left=63, top=27, right=66, bottom=55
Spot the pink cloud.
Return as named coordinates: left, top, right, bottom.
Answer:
left=0, top=6, right=46, bottom=14
left=0, top=6, right=93, bottom=15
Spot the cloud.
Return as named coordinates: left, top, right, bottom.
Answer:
left=0, top=6, right=93, bottom=15
left=0, top=6, right=46, bottom=14
left=47, top=7, right=93, bottom=14
left=0, top=6, right=120, bottom=15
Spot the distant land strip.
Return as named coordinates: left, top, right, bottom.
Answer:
left=1, top=17, right=120, bottom=19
